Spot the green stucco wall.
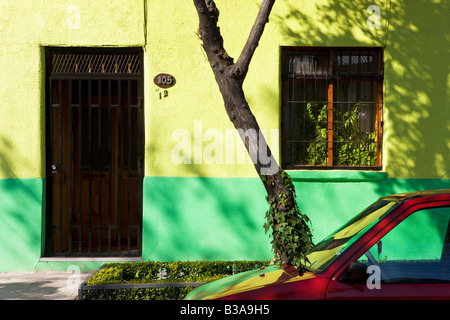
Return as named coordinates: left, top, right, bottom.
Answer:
left=141, top=175, right=450, bottom=262
left=0, top=0, right=448, bottom=271
left=0, top=179, right=43, bottom=271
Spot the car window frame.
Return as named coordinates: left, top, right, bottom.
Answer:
left=302, top=199, right=401, bottom=273
left=357, top=206, right=450, bottom=283
left=331, top=198, right=450, bottom=283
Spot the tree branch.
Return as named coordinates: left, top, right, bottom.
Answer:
left=193, top=0, right=314, bottom=267
left=194, top=0, right=275, bottom=81
left=233, top=0, right=276, bottom=80
left=194, top=0, right=234, bottom=72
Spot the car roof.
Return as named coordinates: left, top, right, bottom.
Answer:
left=381, top=189, right=450, bottom=201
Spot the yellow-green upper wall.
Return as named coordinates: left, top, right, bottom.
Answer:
left=0, top=0, right=448, bottom=180
left=0, top=0, right=145, bottom=180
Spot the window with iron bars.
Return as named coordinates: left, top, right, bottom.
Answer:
left=281, top=47, right=383, bottom=169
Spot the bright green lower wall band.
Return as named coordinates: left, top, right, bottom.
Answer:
left=142, top=173, right=450, bottom=262
left=0, top=175, right=449, bottom=271
left=142, top=176, right=271, bottom=262
left=0, top=178, right=44, bottom=271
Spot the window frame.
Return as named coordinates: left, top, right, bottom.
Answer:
left=281, top=46, right=384, bottom=170
left=356, top=206, right=450, bottom=284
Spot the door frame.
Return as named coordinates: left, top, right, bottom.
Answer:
left=44, top=47, right=144, bottom=257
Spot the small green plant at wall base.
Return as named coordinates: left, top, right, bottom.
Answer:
left=82, top=261, right=271, bottom=300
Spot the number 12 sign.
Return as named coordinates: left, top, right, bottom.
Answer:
left=154, top=73, right=176, bottom=88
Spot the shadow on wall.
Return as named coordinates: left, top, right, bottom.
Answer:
left=274, top=0, right=450, bottom=180
left=0, top=136, right=43, bottom=271
left=142, top=0, right=450, bottom=261
left=142, top=142, right=272, bottom=262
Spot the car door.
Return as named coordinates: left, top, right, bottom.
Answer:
left=325, top=203, right=450, bottom=299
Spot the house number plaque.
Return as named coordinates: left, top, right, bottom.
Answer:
left=154, top=73, right=176, bottom=88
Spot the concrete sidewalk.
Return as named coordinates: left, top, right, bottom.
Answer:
left=0, top=271, right=92, bottom=300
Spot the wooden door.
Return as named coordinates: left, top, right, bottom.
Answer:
left=46, top=49, right=143, bottom=257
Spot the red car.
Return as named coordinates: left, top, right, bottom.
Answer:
left=186, top=189, right=450, bottom=300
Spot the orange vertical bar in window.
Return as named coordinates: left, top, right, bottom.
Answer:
left=376, top=82, right=383, bottom=167
left=327, top=83, right=333, bottom=166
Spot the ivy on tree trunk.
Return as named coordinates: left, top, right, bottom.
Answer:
left=193, top=0, right=313, bottom=268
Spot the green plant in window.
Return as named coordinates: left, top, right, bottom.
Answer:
left=338, top=104, right=377, bottom=166
left=305, top=103, right=328, bottom=166
left=305, top=103, right=377, bottom=166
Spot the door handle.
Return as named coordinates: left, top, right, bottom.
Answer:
left=51, top=162, right=61, bottom=174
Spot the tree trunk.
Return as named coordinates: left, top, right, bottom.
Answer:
left=193, top=0, right=312, bottom=266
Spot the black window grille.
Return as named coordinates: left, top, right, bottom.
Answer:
left=281, top=47, right=383, bottom=169
left=50, top=50, right=141, bottom=74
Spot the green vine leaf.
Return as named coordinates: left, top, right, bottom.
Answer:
left=264, top=170, right=314, bottom=270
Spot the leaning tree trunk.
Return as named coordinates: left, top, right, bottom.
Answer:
left=193, top=0, right=313, bottom=267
